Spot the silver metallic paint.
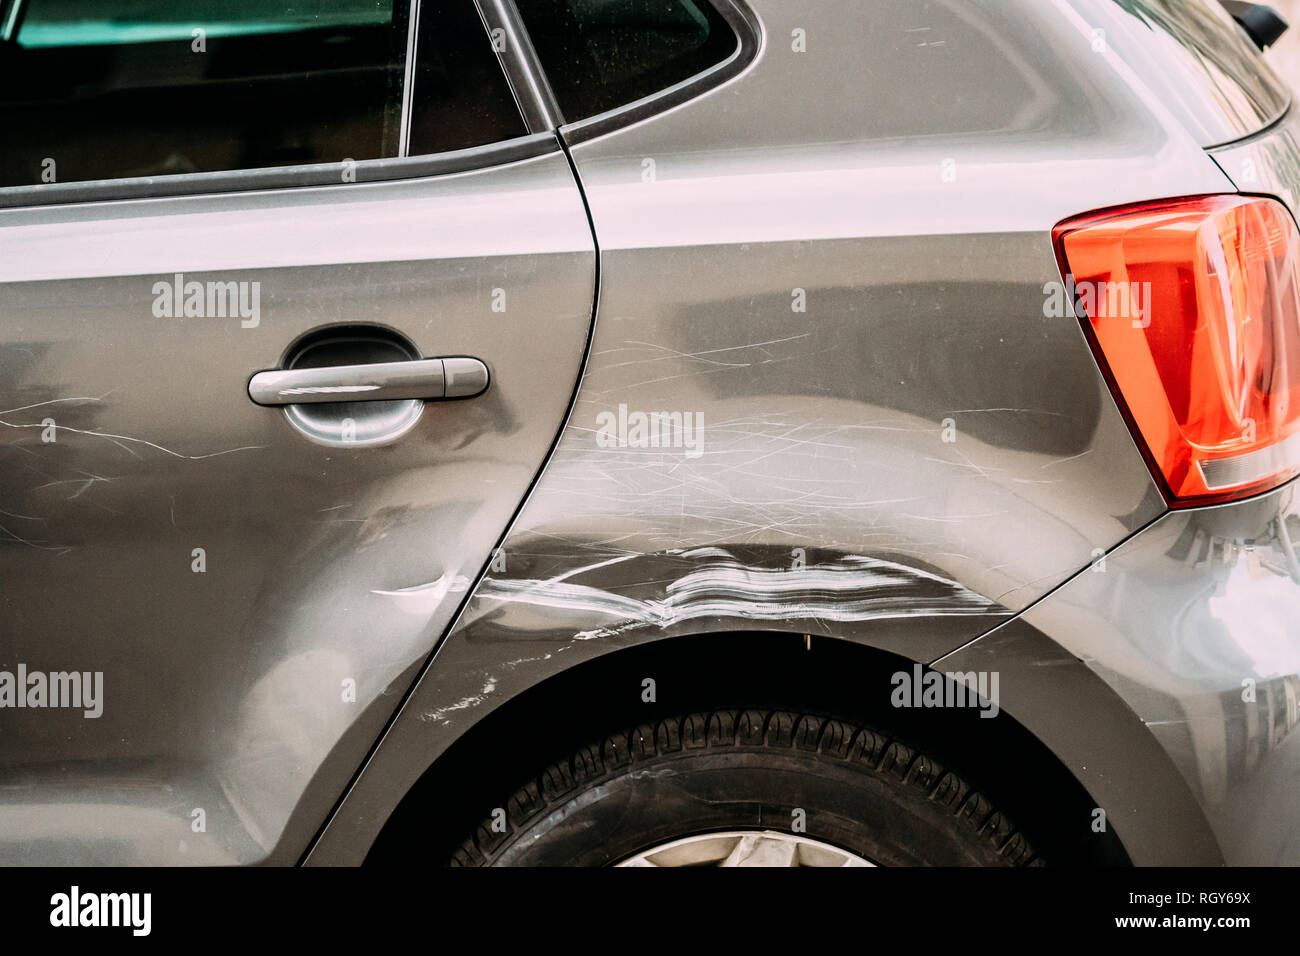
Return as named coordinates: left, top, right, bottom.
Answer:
left=308, top=0, right=1263, bottom=864
left=957, top=482, right=1300, bottom=865
left=0, top=145, right=595, bottom=864
left=2, top=0, right=1296, bottom=867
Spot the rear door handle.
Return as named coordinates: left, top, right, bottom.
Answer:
left=248, top=356, right=489, bottom=406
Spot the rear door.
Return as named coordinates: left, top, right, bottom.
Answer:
left=0, top=0, right=595, bottom=864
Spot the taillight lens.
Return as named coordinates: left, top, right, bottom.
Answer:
left=1055, top=194, right=1300, bottom=506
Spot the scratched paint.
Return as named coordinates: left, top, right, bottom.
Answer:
left=476, top=549, right=999, bottom=643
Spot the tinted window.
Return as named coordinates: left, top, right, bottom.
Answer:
left=408, top=0, right=528, bottom=155
left=0, top=0, right=408, bottom=186
left=518, top=0, right=736, bottom=121
left=0, top=0, right=528, bottom=188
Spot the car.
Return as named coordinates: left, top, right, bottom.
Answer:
left=0, top=0, right=1298, bottom=869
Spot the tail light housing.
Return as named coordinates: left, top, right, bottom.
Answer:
left=1054, top=194, right=1300, bottom=506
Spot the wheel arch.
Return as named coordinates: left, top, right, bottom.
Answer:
left=359, top=627, right=1198, bottom=866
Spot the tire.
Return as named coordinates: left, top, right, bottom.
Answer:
left=450, top=709, right=1041, bottom=866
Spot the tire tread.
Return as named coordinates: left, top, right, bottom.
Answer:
left=450, top=709, right=1040, bottom=866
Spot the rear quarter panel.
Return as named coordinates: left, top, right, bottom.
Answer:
left=307, top=0, right=1248, bottom=862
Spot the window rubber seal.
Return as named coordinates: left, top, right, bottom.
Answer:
left=0, top=133, right=560, bottom=210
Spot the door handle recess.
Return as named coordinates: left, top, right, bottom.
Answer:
left=248, top=357, right=488, bottom=406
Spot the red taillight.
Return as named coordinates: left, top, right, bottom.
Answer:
left=1055, top=194, right=1300, bottom=506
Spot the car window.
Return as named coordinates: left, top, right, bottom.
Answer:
left=516, top=0, right=737, bottom=122
left=408, top=0, right=529, bottom=155
left=0, top=0, right=527, bottom=188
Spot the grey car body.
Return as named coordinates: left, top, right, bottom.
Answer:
left=0, top=0, right=1297, bottom=865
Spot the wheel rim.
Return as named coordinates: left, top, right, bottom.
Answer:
left=615, top=830, right=876, bottom=867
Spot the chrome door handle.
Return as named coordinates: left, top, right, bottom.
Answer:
left=248, top=356, right=489, bottom=406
